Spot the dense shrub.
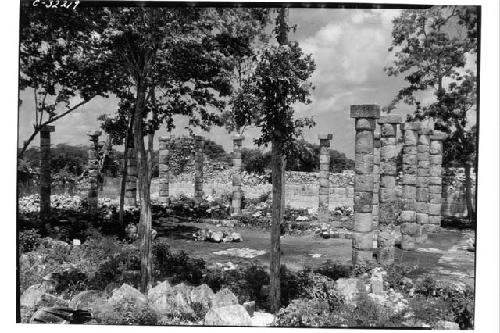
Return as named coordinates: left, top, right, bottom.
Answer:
left=96, top=300, right=159, bottom=325
left=152, top=239, right=205, bottom=285
left=312, top=261, right=351, bottom=281
left=19, top=229, right=42, bottom=253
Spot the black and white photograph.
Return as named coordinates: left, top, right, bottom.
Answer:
left=8, top=0, right=499, bottom=330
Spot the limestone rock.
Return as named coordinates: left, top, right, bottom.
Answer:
left=251, top=312, right=275, bottom=326
left=205, top=305, right=251, bottom=326
left=243, top=301, right=255, bottom=316
left=20, top=284, right=48, bottom=308
left=212, top=288, right=238, bottom=309
left=107, top=284, right=147, bottom=307
left=190, top=284, right=215, bottom=313
left=209, top=230, right=224, bottom=243
left=434, top=320, right=460, bottom=330
left=69, top=290, right=106, bottom=310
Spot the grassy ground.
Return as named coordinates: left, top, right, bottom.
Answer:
left=155, top=221, right=475, bottom=285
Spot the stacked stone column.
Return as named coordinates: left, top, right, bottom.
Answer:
left=39, top=125, right=55, bottom=220
left=400, top=123, right=419, bottom=250
left=158, top=136, right=170, bottom=204
left=415, top=127, right=434, bottom=242
left=428, top=131, right=447, bottom=232
left=231, top=135, right=245, bottom=216
left=372, top=132, right=380, bottom=229
left=194, top=136, right=204, bottom=201
left=351, top=105, right=380, bottom=265
left=318, top=134, right=333, bottom=223
left=87, top=130, right=101, bottom=218
left=124, top=146, right=137, bottom=207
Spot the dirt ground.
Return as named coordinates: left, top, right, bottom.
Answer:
left=155, top=221, right=476, bottom=286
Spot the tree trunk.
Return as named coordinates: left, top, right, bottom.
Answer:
left=134, top=78, right=153, bottom=294
left=147, top=132, right=155, bottom=184
left=464, top=163, right=475, bottom=221
left=119, top=113, right=134, bottom=229
left=270, top=139, right=285, bottom=313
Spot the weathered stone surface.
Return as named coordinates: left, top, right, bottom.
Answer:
left=401, top=234, right=416, bottom=250
left=350, top=104, right=380, bottom=118
left=400, top=222, right=419, bottom=235
left=205, top=305, right=251, bottom=326
left=400, top=210, right=416, bottom=222
left=434, top=320, right=460, bottom=330
left=352, top=232, right=374, bottom=250
left=251, top=312, right=275, bottom=326
left=354, top=213, right=373, bottom=232
left=354, top=175, right=374, bottom=192
left=416, top=213, right=429, bottom=225
left=352, top=249, right=374, bottom=264
left=212, top=288, right=238, bottom=309
left=108, top=284, right=147, bottom=307
left=69, top=290, right=106, bottom=310
left=20, top=284, right=47, bottom=308
left=243, top=301, right=255, bottom=317
left=355, top=131, right=374, bottom=153
left=378, top=114, right=402, bottom=124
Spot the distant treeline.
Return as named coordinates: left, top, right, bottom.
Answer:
left=17, top=139, right=354, bottom=182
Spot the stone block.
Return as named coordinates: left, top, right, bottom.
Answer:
left=416, top=168, right=429, bottom=177
left=354, top=175, right=374, bottom=192
left=402, top=175, right=417, bottom=185
left=350, top=104, right=380, bottom=118
left=378, top=114, right=402, bottom=124
left=418, top=128, right=434, bottom=135
left=400, top=210, right=416, bottom=222
left=429, top=155, right=442, bottom=165
left=319, top=154, right=330, bottom=165
left=380, top=144, right=397, bottom=160
left=400, top=222, right=419, bottom=235
left=416, top=188, right=429, bottom=201
left=379, top=188, right=396, bottom=203
left=402, top=153, right=417, bottom=165
left=352, top=232, right=374, bottom=250
left=428, top=185, right=442, bottom=194
left=354, top=192, right=373, bottom=213
left=429, top=165, right=442, bottom=177
left=416, top=213, right=429, bottom=224
left=428, top=176, right=442, bottom=185
left=402, top=163, right=417, bottom=174
left=380, top=175, right=396, bottom=189
left=429, top=141, right=442, bottom=155
left=417, top=160, right=430, bottom=169
left=380, top=123, right=397, bottom=137
left=354, top=213, right=373, bottom=232
left=415, top=202, right=428, bottom=214
left=355, top=118, right=377, bottom=130
left=401, top=198, right=416, bottom=211
left=428, top=204, right=441, bottom=216
left=429, top=193, right=442, bottom=204
left=355, top=131, right=374, bottom=154
left=380, top=162, right=397, bottom=175
left=354, top=153, right=374, bottom=174
left=318, top=134, right=333, bottom=140
left=428, top=216, right=442, bottom=226
left=417, top=152, right=430, bottom=161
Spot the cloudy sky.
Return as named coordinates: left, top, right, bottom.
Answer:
left=18, top=8, right=436, bottom=158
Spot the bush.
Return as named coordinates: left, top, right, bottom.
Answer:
left=312, top=261, right=350, bottom=281
left=152, top=239, right=205, bottom=285
left=19, top=229, right=42, bottom=253
left=97, top=300, right=159, bottom=325
left=275, top=298, right=333, bottom=327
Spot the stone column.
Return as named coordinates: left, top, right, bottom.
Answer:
left=428, top=131, right=447, bottom=232
left=350, top=105, right=380, bottom=265
left=378, top=115, right=402, bottom=228
left=372, top=132, right=380, bottom=229
left=194, top=136, right=204, bottom=201
left=87, top=130, right=101, bottom=218
left=416, top=126, right=433, bottom=242
left=400, top=122, right=419, bottom=250
left=318, top=134, right=333, bottom=223
left=39, top=125, right=55, bottom=220
left=158, top=136, right=170, bottom=204
left=231, top=134, right=245, bottom=216
left=124, top=146, right=137, bottom=207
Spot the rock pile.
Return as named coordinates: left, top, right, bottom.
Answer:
left=193, top=229, right=243, bottom=243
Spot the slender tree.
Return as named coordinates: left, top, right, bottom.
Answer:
left=232, top=8, right=316, bottom=312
